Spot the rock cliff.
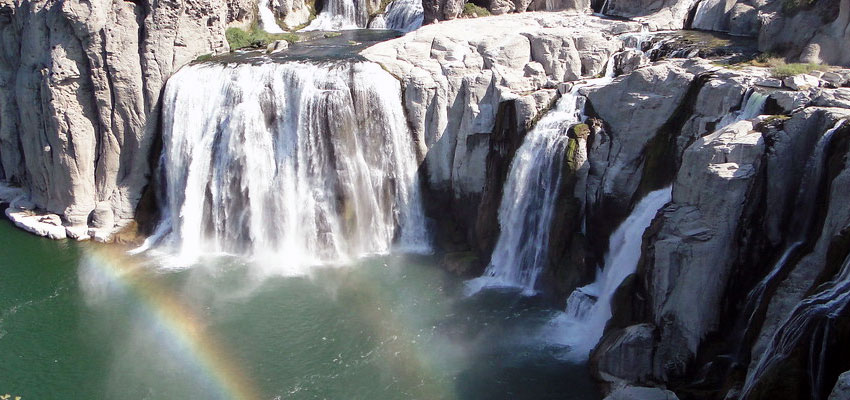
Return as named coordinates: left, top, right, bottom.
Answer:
left=0, top=0, right=229, bottom=240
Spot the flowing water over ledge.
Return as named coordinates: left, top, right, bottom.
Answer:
left=0, top=219, right=601, bottom=399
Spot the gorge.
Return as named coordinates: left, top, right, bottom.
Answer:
left=2, top=0, right=850, bottom=398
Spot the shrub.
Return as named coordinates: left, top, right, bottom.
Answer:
left=462, top=2, right=490, bottom=17
left=225, top=27, right=299, bottom=51
left=194, top=53, right=214, bottom=63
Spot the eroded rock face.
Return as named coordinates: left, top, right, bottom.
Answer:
left=0, top=0, right=229, bottom=240
left=362, top=13, right=638, bottom=218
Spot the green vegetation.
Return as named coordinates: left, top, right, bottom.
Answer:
left=225, top=26, right=299, bottom=51
left=462, top=2, right=490, bottom=17
left=770, top=61, right=829, bottom=79
left=194, top=53, right=214, bottom=63
left=714, top=53, right=831, bottom=79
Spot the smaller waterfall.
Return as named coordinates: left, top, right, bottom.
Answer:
left=717, top=90, right=768, bottom=128
left=258, top=0, right=285, bottom=33
left=466, top=64, right=616, bottom=296
left=382, top=0, right=424, bottom=32
left=465, top=92, right=584, bottom=295
left=545, top=187, right=672, bottom=360
left=737, top=119, right=845, bottom=355
left=741, top=251, right=850, bottom=399
left=302, top=0, right=363, bottom=31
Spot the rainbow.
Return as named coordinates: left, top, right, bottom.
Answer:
left=81, top=245, right=261, bottom=400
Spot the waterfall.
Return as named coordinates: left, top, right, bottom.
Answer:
left=465, top=91, right=584, bottom=295
left=737, top=120, right=845, bottom=357
left=301, top=0, right=364, bottom=31
left=717, top=90, right=768, bottom=128
left=546, top=187, right=672, bottom=360
left=382, top=0, right=424, bottom=32
left=258, top=0, right=285, bottom=33
left=466, top=64, right=616, bottom=295
left=148, top=61, right=429, bottom=270
left=741, top=251, right=850, bottom=399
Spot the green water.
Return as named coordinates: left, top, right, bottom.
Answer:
left=0, top=219, right=600, bottom=399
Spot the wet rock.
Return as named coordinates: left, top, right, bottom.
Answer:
left=604, top=386, right=679, bottom=400
left=614, top=48, right=648, bottom=76
left=830, top=370, right=850, bottom=400
left=4, top=208, right=67, bottom=240
left=593, top=323, right=658, bottom=385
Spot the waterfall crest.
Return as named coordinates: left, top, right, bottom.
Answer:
left=149, top=61, right=429, bottom=270
left=546, top=187, right=672, bottom=360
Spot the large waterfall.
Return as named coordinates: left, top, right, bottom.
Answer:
left=148, top=61, right=429, bottom=270
left=547, top=187, right=671, bottom=360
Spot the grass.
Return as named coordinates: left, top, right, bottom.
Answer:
left=462, top=2, right=490, bottom=17
left=713, top=53, right=831, bottom=79
left=225, top=26, right=299, bottom=51
left=770, top=61, right=829, bottom=79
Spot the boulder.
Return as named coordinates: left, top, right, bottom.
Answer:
left=267, top=39, right=290, bottom=53
left=593, top=323, right=658, bottom=385
left=783, top=74, right=821, bottom=90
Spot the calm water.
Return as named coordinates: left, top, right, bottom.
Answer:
left=0, top=219, right=600, bottom=399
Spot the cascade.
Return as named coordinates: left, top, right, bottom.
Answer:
left=741, top=251, right=850, bottom=399
left=258, top=0, right=285, bottom=33
left=382, top=0, right=424, bottom=32
left=548, top=187, right=672, bottom=360
left=717, top=89, right=768, bottom=128
left=736, top=120, right=845, bottom=355
left=146, top=61, right=429, bottom=269
left=466, top=63, right=617, bottom=296
left=302, top=0, right=365, bottom=31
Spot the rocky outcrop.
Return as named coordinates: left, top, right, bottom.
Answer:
left=831, top=371, right=850, bottom=400
left=0, top=0, right=230, bottom=241
left=362, top=12, right=639, bottom=252
left=588, top=62, right=850, bottom=397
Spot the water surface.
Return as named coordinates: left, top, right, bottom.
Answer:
left=0, top=219, right=600, bottom=399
